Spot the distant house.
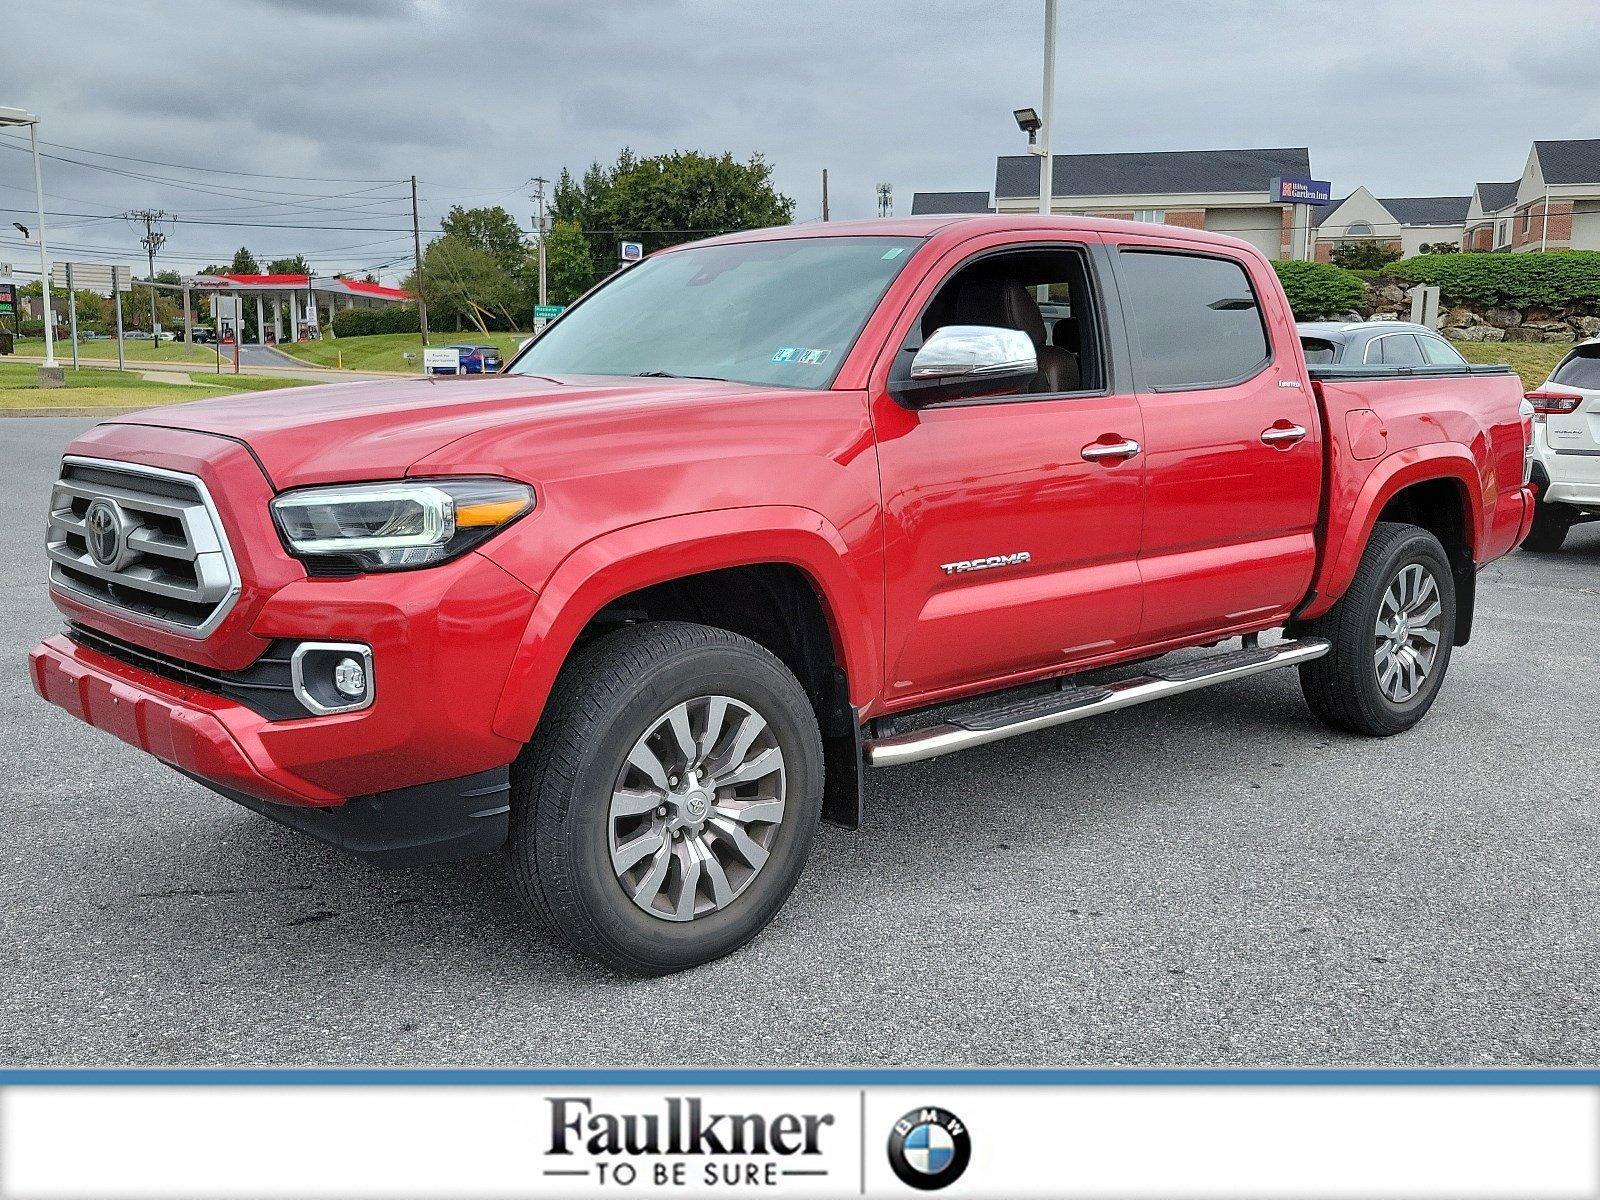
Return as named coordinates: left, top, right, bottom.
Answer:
left=1500, top=139, right=1600, bottom=252
left=1312, top=188, right=1470, bottom=260
left=1461, top=181, right=1519, bottom=252
left=909, top=190, right=991, bottom=215
left=991, top=146, right=1314, bottom=260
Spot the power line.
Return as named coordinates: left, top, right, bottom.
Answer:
left=0, top=132, right=404, bottom=184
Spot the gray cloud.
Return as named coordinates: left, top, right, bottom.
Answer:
left=5, top=0, right=1597, bottom=280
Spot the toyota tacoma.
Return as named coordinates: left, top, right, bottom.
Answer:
left=31, top=216, right=1535, bottom=973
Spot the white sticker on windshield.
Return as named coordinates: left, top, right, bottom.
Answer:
left=882, top=246, right=906, bottom=260
left=771, top=346, right=831, bottom=365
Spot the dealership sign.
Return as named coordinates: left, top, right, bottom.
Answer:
left=1272, top=175, right=1333, bottom=205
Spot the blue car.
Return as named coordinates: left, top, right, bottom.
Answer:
left=444, top=343, right=502, bottom=374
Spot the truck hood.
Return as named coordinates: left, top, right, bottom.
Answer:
left=109, top=373, right=764, bottom=488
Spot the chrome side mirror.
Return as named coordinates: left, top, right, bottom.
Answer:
left=898, top=325, right=1037, bottom=404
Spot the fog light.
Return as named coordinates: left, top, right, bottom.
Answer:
left=290, top=642, right=374, bottom=716
left=333, top=656, right=367, bottom=699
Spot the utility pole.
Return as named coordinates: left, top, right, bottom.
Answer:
left=1039, top=0, right=1058, bottom=217
left=821, top=169, right=830, bottom=221
left=530, top=176, right=549, bottom=308
left=124, top=209, right=171, bottom=334
left=410, top=175, right=429, bottom=348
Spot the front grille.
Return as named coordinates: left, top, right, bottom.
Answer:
left=68, top=623, right=309, bottom=721
left=46, top=457, right=240, bottom=636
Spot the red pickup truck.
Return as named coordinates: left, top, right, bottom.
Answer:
left=30, top=216, right=1534, bottom=973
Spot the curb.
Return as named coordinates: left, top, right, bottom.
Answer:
left=0, top=406, right=150, bottom=418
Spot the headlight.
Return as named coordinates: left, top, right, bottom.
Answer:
left=271, top=478, right=534, bottom=571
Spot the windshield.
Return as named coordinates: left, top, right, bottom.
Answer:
left=508, top=235, right=922, bottom=388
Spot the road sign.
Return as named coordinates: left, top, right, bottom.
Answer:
left=619, top=241, right=644, bottom=263
left=534, top=304, right=564, bottom=319
left=50, top=261, right=132, bottom=296
left=0, top=262, right=14, bottom=284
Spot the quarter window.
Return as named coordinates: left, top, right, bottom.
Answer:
left=1366, top=333, right=1426, bottom=366
left=1116, top=249, right=1270, bottom=389
left=1418, top=334, right=1466, bottom=366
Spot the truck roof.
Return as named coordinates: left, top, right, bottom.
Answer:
left=690, top=213, right=1269, bottom=256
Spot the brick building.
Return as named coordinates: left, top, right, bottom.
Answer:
left=1311, top=189, right=1469, bottom=261
left=945, top=146, right=1319, bottom=261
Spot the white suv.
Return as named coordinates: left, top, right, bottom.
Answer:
left=1526, top=339, right=1600, bottom=551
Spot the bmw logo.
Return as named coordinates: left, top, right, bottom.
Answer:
left=887, top=1106, right=970, bottom=1191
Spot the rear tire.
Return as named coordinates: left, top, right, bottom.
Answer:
left=507, top=621, right=823, bottom=975
left=1298, top=522, right=1456, bottom=737
left=1521, top=496, right=1573, bottom=553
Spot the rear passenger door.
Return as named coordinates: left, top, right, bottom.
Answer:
left=1111, top=240, right=1323, bottom=644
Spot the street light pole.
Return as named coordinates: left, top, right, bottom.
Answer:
left=0, top=108, right=58, bottom=369
left=1039, top=0, right=1057, bottom=218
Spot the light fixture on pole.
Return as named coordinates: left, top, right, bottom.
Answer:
left=0, top=106, right=58, bottom=372
left=1014, top=0, right=1059, bottom=219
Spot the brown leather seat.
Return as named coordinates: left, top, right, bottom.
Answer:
left=951, top=278, right=1079, bottom=393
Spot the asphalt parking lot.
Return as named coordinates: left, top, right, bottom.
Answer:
left=2, top=415, right=1597, bottom=1067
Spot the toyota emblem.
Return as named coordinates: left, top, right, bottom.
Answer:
left=84, top=498, right=123, bottom=568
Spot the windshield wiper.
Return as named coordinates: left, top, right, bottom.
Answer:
left=635, top=370, right=731, bottom=382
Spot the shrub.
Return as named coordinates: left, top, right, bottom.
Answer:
left=1384, top=251, right=1600, bottom=308
left=331, top=305, right=423, bottom=338
left=1270, top=260, right=1368, bottom=320
left=1330, top=241, right=1403, bottom=271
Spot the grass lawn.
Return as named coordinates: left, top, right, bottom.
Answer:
left=0, top=361, right=320, bottom=411
left=276, top=330, right=529, bottom=373
left=13, top=337, right=224, bottom=366
left=1456, top=340, right=1571, bottom=390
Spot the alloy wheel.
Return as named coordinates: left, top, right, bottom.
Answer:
left=607, top=695, right=787, bottom=922
left=1373, top=562, right=1444, bottom=703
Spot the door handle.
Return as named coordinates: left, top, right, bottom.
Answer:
left=1081, top=438, right=1141, bottom=463
left=1260, top=423, right=1307, bottom=447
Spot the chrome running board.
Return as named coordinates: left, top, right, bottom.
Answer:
left=863, top=637, right=1331, bottom=768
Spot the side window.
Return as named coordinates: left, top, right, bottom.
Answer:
left=1367, top=333, right=1426, bottom=366
left=1419, top=334, right=1466, bottom=366
left=1116, top=249, right=1270, bottom=390
left=914, top=246, right=1105, bottom=397
left=1300, top=337, right=1338, bottom=365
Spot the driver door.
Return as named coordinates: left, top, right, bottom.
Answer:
left=869, top=234, right=1147, bottom=708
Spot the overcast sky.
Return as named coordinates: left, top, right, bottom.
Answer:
left=3, top=0, right=1596, bottom=283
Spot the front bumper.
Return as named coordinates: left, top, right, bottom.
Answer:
left=30, top=634, right=515, bottom=865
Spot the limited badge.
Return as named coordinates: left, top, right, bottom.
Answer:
left=887, top=1106, right=971, bottom=1191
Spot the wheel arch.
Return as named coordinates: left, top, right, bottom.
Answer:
left=1301, top=446, right=1483, bottom=645
left=490, top=507, right=879, bottom=824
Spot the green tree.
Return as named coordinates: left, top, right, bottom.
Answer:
left=545, top=219, right=595, bottom=306
left=415, top=234, right=521, bottom=333
left=266, top=254, right=311, bottom=275
left=441, top=206, right=528, bottom=275
left=550, top=148, right=794, bottom=294
left=1330, top=241, right=1402, bottom=271
left=229, top=246, right=260, bottom=274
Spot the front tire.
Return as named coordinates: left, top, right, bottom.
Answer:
left=508, top=621, right=823, bottom=975
left=1521, top=495, right=1573, bottom=553
left=1298, top=522, right=1456, bottom=737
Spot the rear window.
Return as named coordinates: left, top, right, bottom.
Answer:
left=1300, top=337, right=1338, bottom=365
left=1117, top=250, right=1271, bottom=389
left=1551, top=346, right=1600, bottom=390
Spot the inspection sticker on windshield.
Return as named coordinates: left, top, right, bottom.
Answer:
left=771, top=346, right=831, bottom=366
